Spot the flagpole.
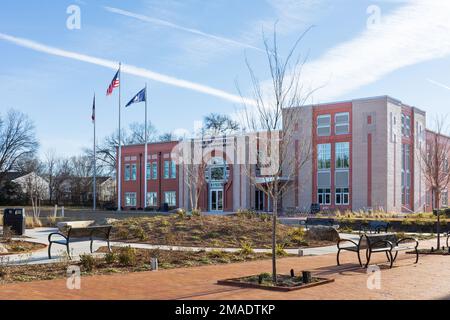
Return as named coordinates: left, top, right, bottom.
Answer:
left=144, top=83, right=148, bottom=210
left=117, top=63, right=122, bottom=212
left=93, top=94, right=97, bottom=212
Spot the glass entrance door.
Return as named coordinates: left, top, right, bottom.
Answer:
left=210, top=189, right=223, bottom=212
left=255, top=190, right=265, bottom=211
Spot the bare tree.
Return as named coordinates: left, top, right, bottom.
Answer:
left=203, top=113, right=240, bottom=137
left=0, top=109, right=38, bottom=184
left=237, top=27, right=315, bottom=283
left=44, top=150, right=58, bottom=203
left=420, top=116, right=450, bottom=249
left=129, top=122, right=158, bottom=144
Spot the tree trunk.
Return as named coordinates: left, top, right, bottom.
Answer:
left=272, top=194, right=278, bottom=284
left=435, top=190, right=441, bottom=249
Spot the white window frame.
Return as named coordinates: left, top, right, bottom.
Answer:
left=146, top=163, right=151, bottom=180
left=171, top=160, right=177, bottom=179
left=335, top=188, right=350, bottom=205
left=317, top=188, right=331, bottom=205
left=317, top=143, right=331, bottom=170
left=125, top=192, right=137, bottom=207
left=164, top=161, right=170, bottom=179
left=131, top=163, right=137, bottom=181
left=152, top=162, right=158, bottom=180
left=164, top=191, right=176, bottom=207
left=146, top=192, right=158, bottom=207
left=335, top=112, right=350, bottom=135
left=125, top=164, right=131, bottom=181
left=335, top=142, right=350, bottom=169
left=317, top=114, right=331, bottom=137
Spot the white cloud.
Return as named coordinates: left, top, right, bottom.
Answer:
left=300, top=0, right=450, bottom=101
left=0, top=32, right=256, bottom=106
left=427, top=79, right=450, bottom=92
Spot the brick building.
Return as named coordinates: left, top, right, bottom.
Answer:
left=118, top=95, right=449, bottom=213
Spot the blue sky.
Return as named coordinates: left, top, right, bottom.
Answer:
left=1, top=0, right=450, bottom=158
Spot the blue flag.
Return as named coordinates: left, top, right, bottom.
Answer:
left=126, top=88, right=146, bottom=107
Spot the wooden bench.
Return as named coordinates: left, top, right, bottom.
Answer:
left=48, top=225, right=112, bottom=259
left=360, top=221, right=390, bottom=234
left=337, top=233, right=419, bottom=268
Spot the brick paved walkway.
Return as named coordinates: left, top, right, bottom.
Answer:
left=0, top=247, right=448, bottom=300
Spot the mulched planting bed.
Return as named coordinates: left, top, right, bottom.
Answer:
left=110, top=215, right=335, bottom=249
left=407, top=249, right=450, bottom=256
left=218, top=274, right=334, bottom=292
left=0, top=246, right=290, bottom=285
left=0, top=240, right=46, bottom=256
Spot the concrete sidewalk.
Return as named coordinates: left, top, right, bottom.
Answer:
left=3, top=227, right=361, bottom=265
left=0, top=242, right=447, bottom=300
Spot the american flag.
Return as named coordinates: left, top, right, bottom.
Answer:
left=106, top=69, right=120, bottom=96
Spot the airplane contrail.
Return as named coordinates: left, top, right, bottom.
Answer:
left=427, top=79, right=450, bottom=91
left=103, top=6, right=266, bottom=53
left=0, top=32, right=256, bottom=106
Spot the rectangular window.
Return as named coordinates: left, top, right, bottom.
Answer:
left=164, top=161, right=170, bottom=179
left=401, top=144, right=411, bottom=205
left=146, top=163, right=151, bottom=180
left=402, top=114, right=411, bottom=137
left=125, top=192, right=136, bottom=207
left=164, top=191, right=176, bottom=207
left=146, top=192, right=158, bottom=207
left=335, top=142, right=350, bottom=169
left=317, top=115, right=331, bottom=137
left=318, top=188, right=331, bottom=205
left=336, top=188, right=350, bottom=205
left=171, top=160, right=177, bottom=179
left=317, top=144, right=331, bottom=170
left=124, top=164, right=131, bottom=181
left=131, top=164, right=137, bottom=181
left=442, top=191, right=448, bottom=207
left=335, top=112, right=350, bottom=135
left=152, top=162, right=158, bottom=180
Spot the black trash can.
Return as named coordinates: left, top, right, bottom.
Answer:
left=3, top=208, right=26, bottom=236
left=163, top=203, right=169, bottom=212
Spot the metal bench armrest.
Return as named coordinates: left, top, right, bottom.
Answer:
left=337, top=238, right=359, bottom=249
left=396, top=237, right=419, bottom=247
left=48, top=232, right=68, bottom=243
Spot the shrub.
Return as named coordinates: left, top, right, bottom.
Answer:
left=176, top=208, right=186, bottom=219
left=237, top=209, right=257, bottom=219
left=118, top=246, right=137, bottom=266
left=79, top=254, right=96, bottom=272
left=25, top=216, right=42, bottom=229
left=239, top=241, right=254, bottom=255
left=259, top=213, right=271, bottom=222
left=134, top=226, right=148, bottom=241
left=275, top=243, right=288, bottom=257
left=191, top=209, right=202, bottom=217
left=2, top=226, right=13, bottom=240
left=208, top=249, right=227, bottom=259
left=105, top=251, right=117, bottom=264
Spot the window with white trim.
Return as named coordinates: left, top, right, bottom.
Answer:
left=442, top=190, right=448, bottom=207
left=335, top=142, right=350, bottom=169
left=131, top=164, right=137, bottom=181
left=146, top=192, right=158, bottom=207
left=146, top=163, right=151, bottom=180
left=171, top=160, right=177, bottom=179
left=335, top=112, right=349, bottom=135
left=318, top=188, right=331, bottom=205
left=164, top=161, right=170, bottom=179
left=152, top=162, right=158, bottom=180
left=335, top=188, right=349, bottom=205
left=318, top=144, right=331, bottom=170
left=124, top=164, right=131, bottom=181
left=125, top=192, right=137, bottom=207
left=164, top=191, right=176, bottom=207
left=317, top=115, right=331, bottom=136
